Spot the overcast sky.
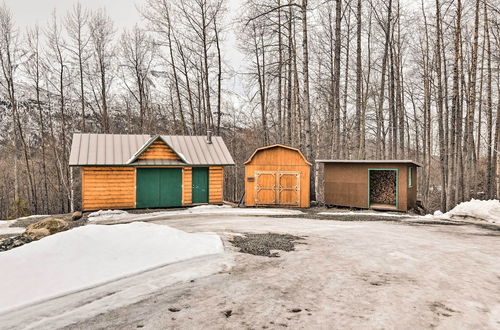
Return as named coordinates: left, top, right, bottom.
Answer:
left=5, top=0, right=145, bottom=30
left=4, top=0, right=245, bottom=94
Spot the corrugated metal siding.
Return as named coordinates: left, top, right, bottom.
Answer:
left=69, top=133, right=235, bottom=166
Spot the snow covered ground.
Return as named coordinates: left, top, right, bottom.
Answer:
left=88, top=205, right=304, bottom=224
left=0, top=215, right=49, bottom=236
left=318, top=211, right=411, bottom=218
left=0, top=220, right=25, bottom=236
left=319, top=199, right=499, bottom=224
left=0, top=222, right=224, bottom=314
left=10, top=214, right=496, bottom=330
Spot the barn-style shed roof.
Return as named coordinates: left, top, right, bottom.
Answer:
left=315, top=159, right=422, bottom=167
left=244, top=144, right=312, bottom=165
left=69, top=133, right=235, bottom=166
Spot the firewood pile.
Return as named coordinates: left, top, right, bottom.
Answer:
left=370, top=170, right=397, bottom=205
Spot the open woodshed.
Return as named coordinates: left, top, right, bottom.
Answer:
left=316, top=160, right=420, bottom=212
left=244, top=145, right=311, bottom=208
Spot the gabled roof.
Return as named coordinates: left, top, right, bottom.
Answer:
left=244, top=144, right=312, bottom=166
left=315, top=159, right=422, bottom=167
left=126, top=135, right=187, bottom=164
left=69, top=133, right=235, bottom=166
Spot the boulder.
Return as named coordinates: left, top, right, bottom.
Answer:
left=24, top=217, right=69, bottom=240
left=25, top=228, right=51, bottom=240
left=71, top=211, right=83, bottom=221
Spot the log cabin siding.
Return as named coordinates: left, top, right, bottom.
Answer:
left=138, top=140, right=180, bottom=160
left=183, top=167, right=193, bottom=205
left=82, top=167, right=136, bottom=210
left=209, top=167, right=224, bottom=204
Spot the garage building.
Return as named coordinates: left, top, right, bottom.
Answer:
left=69, top=133, right=234, bottom=211
left=244, top=144, right=311, bottom=208
left=316, top=160, right=420, bottom=211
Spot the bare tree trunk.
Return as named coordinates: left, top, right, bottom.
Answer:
left=484, top=0, right=494, bottom=198
left=277, top=0, right=283, bottom=142
left=375, top=0, right=392, bottom=159
left=166, top=8, right=187, bottom=134
left=301, top=0, right=314, bottom=201
left=435, top=0, right=447, bottom=211
left=286, top=1, right=293, bottom=144
left=355, top=0, right=362, bottom=158
left=332, top=0, right=342, bottom=158
left=463, top=0, right=481, bottom=200
left=448, top=0, right=461, bottom=208
left=214, top=17, right=222, bottom=135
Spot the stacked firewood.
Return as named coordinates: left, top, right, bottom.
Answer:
left=370, top=171, right=397, bottom=205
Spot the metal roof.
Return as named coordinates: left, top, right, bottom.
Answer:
left=244, top=144, right=312, bottom=166
left=315, top=159, right=422, bottom=167
left=69, top=133, right=235, bottom=166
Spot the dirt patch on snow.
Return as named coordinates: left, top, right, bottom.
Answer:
left=230, top=233, right=305, bottom=257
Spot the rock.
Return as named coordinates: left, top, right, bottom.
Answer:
left=0, top=235, right=33, bottom=252
left=25, top=228, right=51, bottom=240
left=25, top=217, right=69, bottom=240
left=168, top=307, right=181, bottom=312
left=71, top=211, right=83, bottom=221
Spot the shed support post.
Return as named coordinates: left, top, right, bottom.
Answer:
left=70, top=166, right=74, bottom=213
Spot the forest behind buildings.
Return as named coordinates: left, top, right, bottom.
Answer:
left=0, top=0, right=498, bottom=218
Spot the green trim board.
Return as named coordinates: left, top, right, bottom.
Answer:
left=367, top=168, right=399, bottom=209
left=192, top=167, right=209, bottom=204
left=136, top=168, right=182, bottom=208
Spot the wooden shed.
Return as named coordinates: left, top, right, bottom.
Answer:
left=316, top=160, right=420, bottom=211
left=69, top=133, right=234, bottom=211
left=244, top=145, right=311, bottom=208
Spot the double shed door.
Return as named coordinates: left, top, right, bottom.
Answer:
left=136, top=168, right=182, bottom=208
left=254, top=171, right=300, bottom=206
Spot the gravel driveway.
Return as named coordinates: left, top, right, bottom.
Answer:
left=58, top=215, right=500, bottom=330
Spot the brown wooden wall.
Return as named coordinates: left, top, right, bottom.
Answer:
left=323, top=163, right=418, bottom=211
left=183, top=167, right=193, bottom=205
left=245, top=147, right=310, bottom=208
left=209, top=167, right=224, bottom=204
left=407, top=165, right=418, bottom=209
left=138, top=140, right=180, bottom=160
left=82, top=167, right=136, bottom=210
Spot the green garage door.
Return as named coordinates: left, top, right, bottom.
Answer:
left=136, top=168, right=182, bottom=208
left=192, top=167, right=209, bottom=204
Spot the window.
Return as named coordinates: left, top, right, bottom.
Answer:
left=408, top=167, right=413, bottom=188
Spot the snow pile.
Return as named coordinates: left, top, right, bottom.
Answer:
left=0, top=220, right=25, bottom=236
left=318, top=211, right=409, bottom=218
left=0, top=222, right=223, bottom=313
left=88, top=205, right=304, bottom=224
left=87, top=209, right=130, bottom=221
left=443, top=199, right=500, bottom=223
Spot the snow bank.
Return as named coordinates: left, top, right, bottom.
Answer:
left=88, top=205, right=304, bottom=224
left=442, top=199, right=500, bottom=223
left=0, top=220, right=24, bottom=236
left=0, top=222, right=223, bottom=313
left=318, top=211, right=410, bottom=218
